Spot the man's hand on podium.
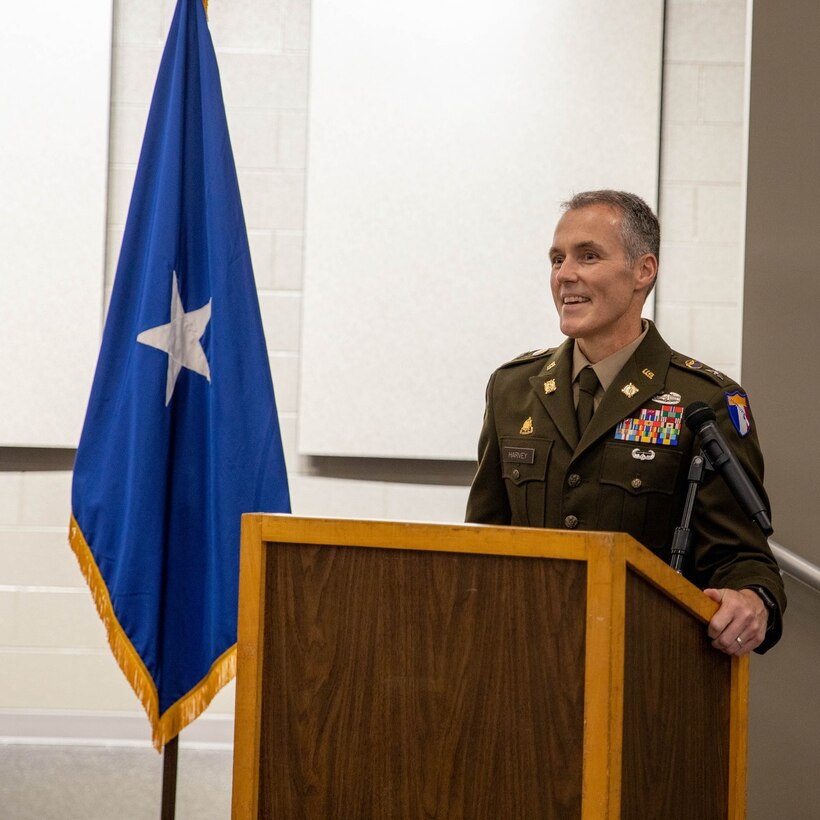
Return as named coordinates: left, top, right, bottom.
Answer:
left=703, top=587, right=768, bottom=656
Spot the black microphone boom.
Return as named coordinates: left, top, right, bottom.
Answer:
left=683, top=401, right=773, bottom=536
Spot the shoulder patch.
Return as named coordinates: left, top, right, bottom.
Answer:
left=669, top=352, right=729, bottom=385
left=725, top=391, right=753, bottom=437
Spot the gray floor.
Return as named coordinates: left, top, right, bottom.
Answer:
left=0, top=744, right=232, bottom=819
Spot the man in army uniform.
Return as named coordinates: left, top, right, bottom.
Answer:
left=466, top=190, right=784, bottom=654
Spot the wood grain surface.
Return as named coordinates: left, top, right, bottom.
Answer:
left=257, top=543, right=587, bottom=819
left=620, top=570, right=731, bottom=819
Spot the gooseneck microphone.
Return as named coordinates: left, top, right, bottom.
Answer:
left=683, top=401, right=773, bottom=536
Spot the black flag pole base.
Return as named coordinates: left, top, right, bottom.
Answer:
left=161, top=735, right=179, bottom=820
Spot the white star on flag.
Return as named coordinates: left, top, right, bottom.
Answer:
left=136, top=271, right=212, bottom=405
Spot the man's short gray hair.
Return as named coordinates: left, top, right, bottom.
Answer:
left=562, top=190, right=660, bottom=266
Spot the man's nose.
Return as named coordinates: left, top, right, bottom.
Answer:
left=554, top=259, right=579, bottom=282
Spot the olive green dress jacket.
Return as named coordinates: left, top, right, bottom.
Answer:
left=466, top=322, right=785, bottom=651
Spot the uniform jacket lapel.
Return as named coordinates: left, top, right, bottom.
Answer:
left=575, top=322, right=673, bottom=460
left=528, top=338, right=579, bottom=450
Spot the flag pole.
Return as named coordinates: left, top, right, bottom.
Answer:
left=161, top=736, right=179, bottom=819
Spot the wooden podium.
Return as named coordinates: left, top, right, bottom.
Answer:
left=231, top=515, right=748, bottom=819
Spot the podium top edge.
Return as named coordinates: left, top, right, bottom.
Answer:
left=242, top=514, right=715, bottom=622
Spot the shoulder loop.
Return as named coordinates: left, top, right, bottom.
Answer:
left=669, top=352, right=730, bottom=385
left=499, top=347, right=556, bottom=369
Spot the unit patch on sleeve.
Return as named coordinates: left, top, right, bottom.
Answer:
left=725, top=391, right=752, bottom=437
left=614, top=405, right=684, bottom=446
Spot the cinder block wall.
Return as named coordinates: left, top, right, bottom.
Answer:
left=0, top=0, right=750, bottom=744
left=656, top=0, right=748, bottom=376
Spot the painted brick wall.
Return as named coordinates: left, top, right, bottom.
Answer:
left=0, top=0, right=749, bottom=744
left=656, top=0, right=748, bottom=378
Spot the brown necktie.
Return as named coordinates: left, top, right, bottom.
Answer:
left=576, top=366, right=600, bottom=435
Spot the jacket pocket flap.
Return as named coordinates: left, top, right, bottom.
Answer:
left=501, top=437, right=552, bottom=485
left=600, top=441, right=682, bottom=495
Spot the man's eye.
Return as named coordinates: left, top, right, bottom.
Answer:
left=583, top=252, right=598, bottom=261
left=551, top=256, right=563, bottom=267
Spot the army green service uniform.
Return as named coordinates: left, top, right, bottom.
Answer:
left=466, top=322, right=785, bottom=651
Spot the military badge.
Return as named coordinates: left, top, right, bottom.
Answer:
left=685, top=359, right=703, bottom=370
left=545, top=360, right=557, bottom=370
left=725, top=391, right=752, bottom=437
left=642, top=368, right=655, bottom=379
left=615, top=405, right=684, bottom=446
left=544, top=379, right=557, bottom=395
left=621, top=383, right=639, bottom=398
left=652, top=391, right=682, bottom=405
left=520, top=417, right=534, bottom=435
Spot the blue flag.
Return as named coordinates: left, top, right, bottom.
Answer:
left=69, top=0, right=290, bottom=750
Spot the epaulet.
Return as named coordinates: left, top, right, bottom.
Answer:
left=669, top=352, right=731, bottom=385
left=499, top=346, right=556, bottom=369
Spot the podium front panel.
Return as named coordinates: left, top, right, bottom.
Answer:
left=257, top=542, right=587, bottom=819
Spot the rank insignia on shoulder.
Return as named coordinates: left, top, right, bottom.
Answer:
left=652, top=391, right=682, bottom=405
left=685, top=359, right=703, bottom=370
left=615, top=405, right=684, bottom=446
left=544, top=379, right=557, bottom=395
left=725, top=391, right=752, bottom=437
left=520, top=417, right=534, bottom=435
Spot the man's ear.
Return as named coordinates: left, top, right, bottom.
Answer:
left=636, top=253, right=658, bottom=293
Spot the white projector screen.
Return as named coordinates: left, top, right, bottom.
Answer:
left=299, top=0, right=662, bottom=460
left=0, top=2, right=111, bottom=447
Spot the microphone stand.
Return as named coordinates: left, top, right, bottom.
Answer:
left=669, top=450, right=712, bottom=573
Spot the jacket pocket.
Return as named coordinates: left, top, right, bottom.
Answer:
left=501, top=437, right=552, bottom=527
left=599, top=442, right=683, bottom=550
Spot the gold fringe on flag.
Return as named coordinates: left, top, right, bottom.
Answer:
left=68, top=514, right=236, bottom=751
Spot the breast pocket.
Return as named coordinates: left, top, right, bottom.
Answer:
left=599, top=442, right=683, bottom=551
left=501, top=436, right=553, bottom=528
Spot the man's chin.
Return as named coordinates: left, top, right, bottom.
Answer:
left=558, top=318, right=584, bottom=340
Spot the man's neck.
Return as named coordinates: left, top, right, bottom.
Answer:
left=575, top=322, right=646, bottom=364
